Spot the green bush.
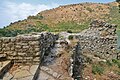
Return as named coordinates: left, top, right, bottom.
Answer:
left=106, top=60, right=113, bottom=66
left=37, top=15, right=44, bottom=19
left=92, top=65, right=104, bottom=75
left=112, top=59, right=118, bottom=64
left=86, top=7, right=93, bottom=12
left=68, top=35, right=74, bottom=40
left=117, top=63, right=120, bottom=68
left=0, top=27, right=43, bottom=37
left=112, top=59, right=120, bottom=68
left=67, top=30, right=72, bottom=33
left=0, top=29, right=18, bottom=37
left=28, top=15, right=43, bottom=20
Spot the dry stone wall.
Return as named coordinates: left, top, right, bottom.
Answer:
left=78, top=35, right=118, bottom=59
left=0, top=32, right=57, bottom=64
left=77, top=20, right=119, bottom=60
left=69, top=42, right=84, bottom=80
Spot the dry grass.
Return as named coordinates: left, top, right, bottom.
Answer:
left=3, top=2, right=119, bottom=33
left=83, top=60, right=120, bottom=80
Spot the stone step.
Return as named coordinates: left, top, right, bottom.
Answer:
left=3, top=64, right=39, bottom=80
left=39, top=66, right=62, bottom=79
left=37, top=66, right=62, bottom=80
left=0, top=60, right=12, bottom=79
left=37, top=70, right=56, bottom=80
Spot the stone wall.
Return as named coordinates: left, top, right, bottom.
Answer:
left=76, top=20, right=119, bottom=60
left=69, top=42, right=84, bottom=80
left=0, top=32, right=57, bottom=64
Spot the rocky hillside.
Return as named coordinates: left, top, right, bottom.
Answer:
left=1, top=2, right=120, bottom=36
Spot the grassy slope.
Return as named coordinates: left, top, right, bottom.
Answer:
left=108, top=5, right=120, bottom=29
left=0, top=2, right=120, bottom=37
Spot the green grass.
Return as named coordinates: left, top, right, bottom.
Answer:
left=116, top=30, right=120, bottom=48
left=92, top=65, right=104, bottom=75
left=106, top=59, right=120, bottom=68
left=116, top=71, right=120, bottom=75
left=0, top=21, right=89, bottom=37
left=106, top=60, right=113, bottom=66
left=1, top=4, right=120, bottom=37
left=109, top=5, right=120, bottom=48
left=51, top=21, right=89, bottom=33
left=38, top=21, right=89, bottom=33
left=108, top=6, right=120, bottom=29
left=112, top=59, right=120, bottom=68
left=92, top=59, right=120, bottom=75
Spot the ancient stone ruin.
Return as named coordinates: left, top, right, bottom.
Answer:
left=77, top=20, right=119, bottom=60
left=0, top=32, right=58, bottom=79
left=0, top=32, right=57, bottom=64
left=0, top=20, right=119, bottom=80
left=69, top=20, right=120, bottom=80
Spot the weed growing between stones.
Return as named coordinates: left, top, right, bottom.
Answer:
left=68, top=35, right=74, bottom=40
left=92, top=65, right=104, bottom=75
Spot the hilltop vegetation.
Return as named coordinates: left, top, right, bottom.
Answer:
left=108, top=3, right=120, bottom=28
left=0, top=2, right=120, bottom=37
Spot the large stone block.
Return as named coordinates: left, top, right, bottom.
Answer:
left=29, top=41, right=39, bottom=45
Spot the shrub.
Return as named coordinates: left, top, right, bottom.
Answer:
left=106, top=60, right=113, bottom=66
left=112, top=59, right=118, bottom=64
left=117, top=63, right=120, bottom=68
left=0, top=27, right=43, bottom=37
left=112, top=59, right=120, bottom=68
left=68, top=35, right=74, bottom=40
left=92, top=65, right=104, bottom=75
left=28, top=15, right=43, bottom=20
left=37, top=15, right=44, bottom=19
left=0, top=29, right=18, bottom=37
left=86, top=7, right=93, bottom=12
left=67, top=30, right=72, bottom=33
left=117, top=71, right=120, bottom=75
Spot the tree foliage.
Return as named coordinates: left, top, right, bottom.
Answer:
left=0, top=27, right=42, bottom=37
